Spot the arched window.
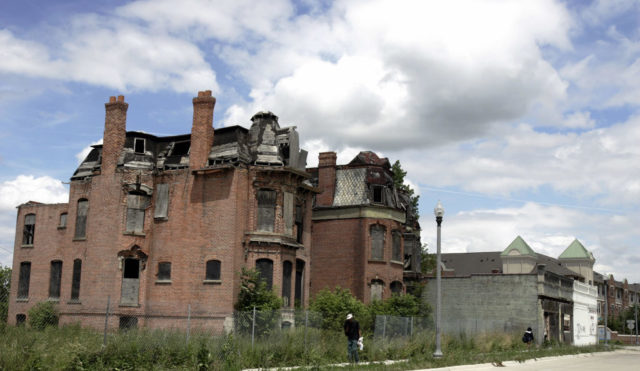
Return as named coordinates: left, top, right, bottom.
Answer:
left=49, top=260, right=63, bottom=299
left=22, top=214, right=35, bottom=245
left=256, top=258, right=274, bottom=290
left=71, top=259, right=82, bottom=300
left=205, top=260, right=221, bottom=281
left=282, top=261, right=292, bottom=307
left=257, top=190, right=276, bottom=232
left=295, top=259, right=305, bottom=307
left=370, top=225, right=385, bottom=261
left=370, top=279, right=384, bottom=301
left=126, top=192, right=149, bottom=234
left=17, top=261, right=31, bottom=299
left=74, top=199, right=89, bottom=239
left=59, top=212, right=68, bottom=228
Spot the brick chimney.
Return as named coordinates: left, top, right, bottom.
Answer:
left=190, top=90, right=216, bottom=170
left=102, top=95, right=128, bottom=175
left=316, top=152, right=337, bottom=207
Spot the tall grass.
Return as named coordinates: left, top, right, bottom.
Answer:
left=0, top=324, right=609, bottom=370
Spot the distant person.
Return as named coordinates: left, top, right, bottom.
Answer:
left=522, top=327, right=534, bottom=347
left=343, top=313, right=361, bottom=363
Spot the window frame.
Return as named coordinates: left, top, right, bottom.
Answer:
left=70, top=259, right=82, bottom=301
left=17, top=261, right=31, bottom=299
left=256, top=258, right=274, bottom=290
left=22, top=213, right=36, bottom=246
left=204, top=259, right=221, bottom=283
left=391, top=230, right=402, bottom=262
left=74, top=199, right=89, bottom=239
left=134, top=138, right=145, bottom=154
left=156, top=262, right=172, bottom=282
left=49, top=260, right=63, bottom=300
left=59, top=212, right=68, bottom=229
left=370, top=224, right=385, bottom=261
left=256, top=189, right=277, bottom=232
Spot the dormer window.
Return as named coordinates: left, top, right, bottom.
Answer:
left=372, top=186, right=384, bottom=204
left=134, top=138, right=145, bottom=154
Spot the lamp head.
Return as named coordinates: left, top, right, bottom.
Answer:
left=434, top=200, right=445, bottom=218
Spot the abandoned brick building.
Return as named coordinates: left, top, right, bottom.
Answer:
left=8, top=91, right=315, bottom=331
left=308, top=151, right=422, bottom=303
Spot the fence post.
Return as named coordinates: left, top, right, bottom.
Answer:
left=251, top=306, right=256, bottom=349
left=383, top=315, right=387, bottom=339
left=186, top=304, right=191, bottom=344
left=304, top=310, right=308, bottom=353
left=410, top=316, right=414, bottom=338
left=103, top=295, right=110, bottom=347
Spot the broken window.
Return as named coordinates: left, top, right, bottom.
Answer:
left=370, top=279, right=384, bottom=301
left=390, top=281, right=403, bottom=295
left=49, top=260, right=62, bottom=299
left=18, top=261, right=31, bottom=299
left=295, top=204, right=303, bottom=243
left=372, top=186, right=384, bottom=204
left=126, top=193, right=149, bottom=234
left=282, top=261, right=292, bottom=307
left=22, top=214, right=35, bottom=245
left=119, top=316, right=138, bottom=330
left=170, top=141, right=190, bottom=156
left=295, top=259, right=305, bottom=307
left=392, top=231, right=402, bottom=262
left=134, top=138, right=145, bottom=154
left=205, top=260, right=221, bottom=281
left=59, top=213, right=67, bottom=228
left=157, top=262, right=171, bottom=281
left=71, top=259, right=82, bottom=301
left=154, top=184, right=169, bottom=219
left=16, top=314, right=26, bottom=326
left=257, top=190, right=276, bottom=232
left=256, top=258, right=273, bottom=290
left=370, top=225, right=385, bottom=261
left=74, top=199, right=88, bottom=239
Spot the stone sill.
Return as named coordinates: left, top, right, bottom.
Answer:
left=123, top=232, right=146, bottom=237
left=368, top=259, right=386, bottom=265
left=155, top=280, right=172, bottom=285
left=73, top=237, right=87, bottom=241
left=67, top=300, right=82, bottom=305
left=57, top=226, right=67, bottom=230
left=47, top=298, right=60, bottom=303
left=119, top=303, right=141, bottom=308
left=203, top=280, right=222, bottom=285
left=390, top=260, right=404, bottom=266
left=16, top=298, right=28, bottom=303
left=21, top=244, right=34, bottom=248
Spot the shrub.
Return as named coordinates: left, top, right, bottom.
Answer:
left=28, top=301, right=59, bottom=330
left=309, top=287, right=368, bottom=332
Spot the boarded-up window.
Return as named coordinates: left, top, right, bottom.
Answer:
left=370, top=225, right=385, bottom=261
left=390, top=281, right=403, bottom=295
left=284, top=192, right=294, bottom=235
left=282, top=261, right=292, bottom=307
left=295, top=205, right=303, bottom=243
left=18, top=262, right=31, bottom=298
left=157, top=262, right=171, bottom=281
left=371, top=279, right=384, bottom=301
left=256, top=258, right=273, bottom=290
left=257, top=190, right=276, bottom=232
left=71, top=259, right=82, bottom=300
left=22, top=214, right=35, bottom=245
left=392, top=231, right=402, bottom=262
left=59, top=213, right=67, bottom=228
left=74, top=199, right=88, bottom=239
left=295, top=259, right=305, bottom=307
left=154, top=184, right=169, bottom=219
left=205, top=260, right=221, bottom=281
left=49, top=260, right=62, bottom=299
left=126, top=193, right=149, bottom=234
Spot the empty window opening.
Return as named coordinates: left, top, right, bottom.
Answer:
left=49, top=260, right=63, bottom=299
left=134, top=138, right=145, bottom=154
left=59, top=213, right=67, bottom=228
left=22, top=214, right=35, bottom=245
left=123, top=258, right=140, bottom=279
left=392, top=231, right=402, bottom=262
left=370, top=225, right=385, bottom=261
left=295, top=259, right=305, bottom=307
left=126, top=193, right=149, bottom=234
left=74, top=199, right=89, bottom=239
left=18, top=262, right=31, bottom=299
left=16, top=314, right=26, bottom=326
left=170, top=141, right=190, bottom=156
left=157, top=262, right=171, bottom=281
left=71, top=259, right=82, bottom=300
left=205, top=260, right=221, bottom=281
left=256, top=258, right=273, bottom=290
left=121, top=258, right=140, bottom=306
left=257, top=190, right=276, bottom=232
left=119, top=316, right=138, bottom=330
left=370, top=279, right=384, bottom=301
left=282, top=261, right=292, bottom=307
left=295, top=205, right=303, bottom=243
left=372, top=186, right=384, bottom=204
left=390, top=281, right=403, bottom=295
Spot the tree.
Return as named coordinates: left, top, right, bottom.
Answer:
left=419, top=243, right=436, bottom=274
left=0, top=266, right=10, bottom=324
left=309, top=287, right=368, bottom=332
left=391, top=160, right=420, bottom=218
left=28, top=301, right=59, bottom=330
left=234, top=267, right=282, bottom=336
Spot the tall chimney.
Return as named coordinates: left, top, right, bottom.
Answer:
left=316, top=152, right=337, bottom=207
left=102, top=95, right=128, bottom=175
left=190, top=90, right=216, bottom=170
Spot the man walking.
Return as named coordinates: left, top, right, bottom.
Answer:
left=344, top=313, right=361, bottom=363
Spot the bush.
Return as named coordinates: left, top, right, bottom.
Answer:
left=28, top=301, right=59, bottom=330
left=309, top=287, right=368, bottom=332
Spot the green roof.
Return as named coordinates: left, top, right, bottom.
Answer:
left=500, top=236, right=537, bottom=257
left=559, top=239, right=593, bottom=260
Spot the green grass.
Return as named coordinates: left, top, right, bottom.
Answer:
left=0, top=324, right=611, bottom=370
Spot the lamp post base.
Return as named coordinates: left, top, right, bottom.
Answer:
left=433, top=349, right=443, bottom=358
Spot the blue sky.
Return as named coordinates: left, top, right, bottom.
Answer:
left=1, top=0, right=639, bottom=281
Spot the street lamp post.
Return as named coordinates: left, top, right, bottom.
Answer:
left=433, top=201, right=444, bottom=358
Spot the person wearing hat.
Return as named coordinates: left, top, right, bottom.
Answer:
left=343, top=313, right=361, bottom=363
left=522, top=327, right=534, bottom=348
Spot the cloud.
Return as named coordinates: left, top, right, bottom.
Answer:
left=75, top=140, right=103, bottom=164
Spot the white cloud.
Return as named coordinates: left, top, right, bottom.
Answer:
left=75, top=140, right=103, bottom=164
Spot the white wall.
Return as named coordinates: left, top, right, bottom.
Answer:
left=573, top=281, right=598, bottom=345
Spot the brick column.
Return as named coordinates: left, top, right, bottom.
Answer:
left=102, top=95, right=128, bottom=175
left=316, top=152, right=337, bottom=207
left=190, top=90, right=216, bottom=170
